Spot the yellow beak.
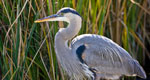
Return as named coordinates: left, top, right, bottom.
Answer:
left=34, top=14, right=69, bottom=23
left=34, top=14, right=60, bottom=23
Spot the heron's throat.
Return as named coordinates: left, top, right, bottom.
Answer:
left=54, top=19, right=82, bottom=53
left=59, top=17, right=82, bottom=40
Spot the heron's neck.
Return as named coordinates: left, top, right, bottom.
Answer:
left=55, top=16, right=82, bottom=49
left=54, top=16, right=82, bottom=76
left=60, top=17, right=82, bottom=40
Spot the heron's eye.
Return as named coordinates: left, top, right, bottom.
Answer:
left=58, top=12, right=64, bottom=16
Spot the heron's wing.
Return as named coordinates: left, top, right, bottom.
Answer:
left=71, top=34, right=146, bottom=78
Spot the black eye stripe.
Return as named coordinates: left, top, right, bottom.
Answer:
left=57, top=9, right=81, bottom=17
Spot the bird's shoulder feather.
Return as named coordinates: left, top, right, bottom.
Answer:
left=71, top=34, right=141, bottom=75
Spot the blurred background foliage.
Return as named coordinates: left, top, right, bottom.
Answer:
left=0, top=0, right=150, bottom=80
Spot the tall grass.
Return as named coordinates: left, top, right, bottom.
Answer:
left=0, top=0, right=150, bottom=80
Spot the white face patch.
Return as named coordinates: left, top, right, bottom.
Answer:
left=54, top=16, right=70, bottom=23
left=64, top=13, right=81, bottom=22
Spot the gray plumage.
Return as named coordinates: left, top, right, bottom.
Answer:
left=71, top=34, right=146, bottom=79
left=35, top=7, right=146, bottom=80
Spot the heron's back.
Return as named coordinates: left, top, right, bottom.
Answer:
left=71, top=34, right=146, bottom=79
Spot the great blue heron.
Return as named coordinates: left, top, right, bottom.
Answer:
left=35, top=7, right=146, bottom=80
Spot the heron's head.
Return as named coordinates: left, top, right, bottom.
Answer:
left=35, top=7, right=81, bottom=23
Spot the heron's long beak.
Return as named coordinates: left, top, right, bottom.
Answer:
left=34, top=14, right=69, bottom=23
